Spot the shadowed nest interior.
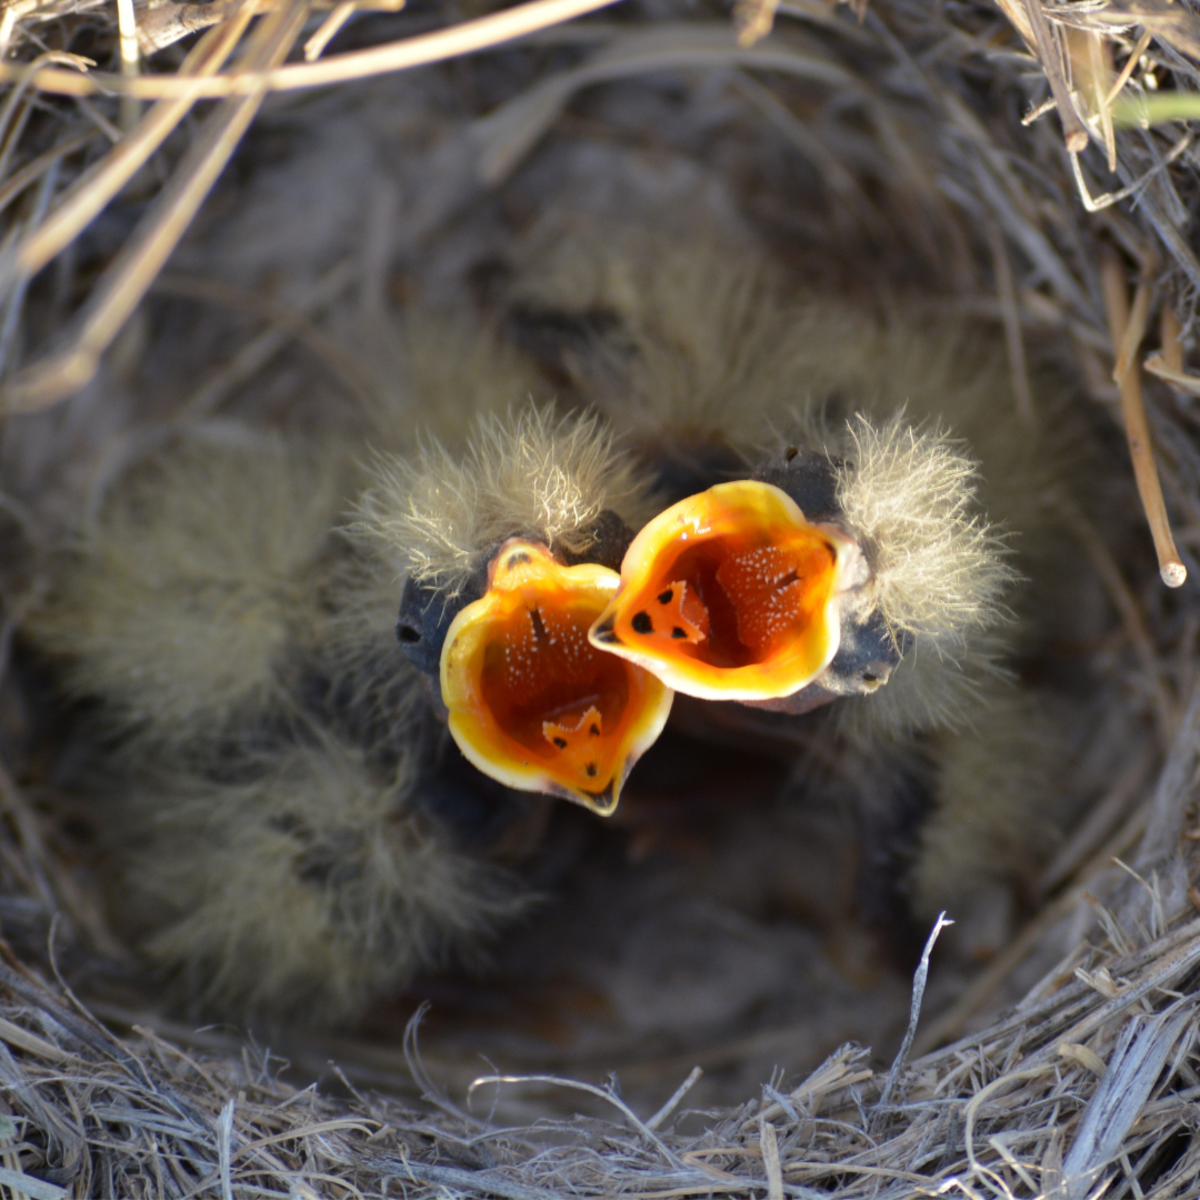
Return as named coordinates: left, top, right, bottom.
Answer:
left=3, top=0, right=1200, bottom=1196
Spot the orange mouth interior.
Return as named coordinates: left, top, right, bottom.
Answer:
left=589, top=482, right=850, bottom=702
left=440, top=541, right=672, bottom=814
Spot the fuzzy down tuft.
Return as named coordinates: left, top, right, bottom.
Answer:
left=910, top=685, right=1058, bottom=913
left=832, top=414, right=1018, bottom=734
left=112, top=737, right=525, bottom=1026
left=24, top=434, right=350, bottom=748
left=354, top=407, right=657, bottom=594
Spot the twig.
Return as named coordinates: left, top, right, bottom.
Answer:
left=114, top=0, right=141, bottom=130
left=760, top=1119, right=784, bottom=1200
left=304, top=0, right=359, bottom=60
left=1085, top=31, right=1115, bottom=172
left=0, top=0, right=624, bottom=98
left=877, top=912, right=952, bottom=1112
left=7, top=11, right=252, bottom=287
left=1021, top=0, right=1089, bottom=152
left=1113, top=273, right=1152, bottom=385
left=2, top=0, right=311, bottom=412
left=217, top=1099, right=235, bottom=1200
left=1101, top=253, right=1187, bottom=587
left=1158, top=299, right=1183, bottom=374
left=1105, top=27, right=1152, bottom=107
left=1144, top=354, right=1200, bottom=395
left=646, top=1068, right=703, bottom=1131
left=303, top=0, right=405, bottom=61
left=1069, top=131, right=1192, bottom=213
left=735, top=0, right=779, bottom=48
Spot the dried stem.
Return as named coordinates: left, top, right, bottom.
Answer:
left=2, top=0, right=310, bottom=412
left=1021, top=0, right=1089, bottom=152
left=0, top=0, right=624, bottom=99
left=7, top=12, right=252, bottom=285
left=1160, top=299, right=1184, bottom=374
left=1101, top=253, right=1188, bottom=588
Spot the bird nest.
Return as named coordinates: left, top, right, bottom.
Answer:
left=4, top=0, right=1200, bottom=1195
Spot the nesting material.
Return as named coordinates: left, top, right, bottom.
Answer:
left=1, top=0, right=1200, bottom=1193
left=0, top=913, right=1194, bottom=1197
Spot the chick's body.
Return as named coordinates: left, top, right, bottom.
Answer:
left=509, top=240, right=1082, bottom=921
left=28, top=432, right=521, bottom=1023
left=25, top=346, right=661, bottom=1024
left=23, top=241, right=1087, bottom=1024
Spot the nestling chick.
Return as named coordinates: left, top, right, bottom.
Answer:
left=505, top=238, right=1073, bottom=923
left=22, top=239, right=1080, bottom=1023
left=23, top=349, right=665, bottom=1023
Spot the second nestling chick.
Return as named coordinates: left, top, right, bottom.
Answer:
left=502, top=236, right=1087, bottom=930
left=21, top=381, right=668, bottom=1024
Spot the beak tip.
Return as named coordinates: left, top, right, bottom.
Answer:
left=587, top=779, right=619, bottom=816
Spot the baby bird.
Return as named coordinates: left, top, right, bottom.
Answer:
left=23, top=343, right=667, bottom=1024
left=502, top=237, right=1074, bottom=923
left=356, top=410, right=670, bottom=814
left=21, top=238, right=1078, bottom=1025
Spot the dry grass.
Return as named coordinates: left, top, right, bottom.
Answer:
left=4, top=0, right=1200, bottom=1193
left=0, top=906, right=1195, bottom=1196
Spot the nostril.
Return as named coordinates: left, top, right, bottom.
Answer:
left=397, top=625, right=421, bottom=645
left=859, top=663, right=893, bottom=689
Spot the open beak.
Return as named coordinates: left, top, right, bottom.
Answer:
left=440, top=540, right=674, bottom=815
left=588, top=481, right=869, bottom=703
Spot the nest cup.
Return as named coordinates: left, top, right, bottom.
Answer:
left=2, top=0, right=1200, bottom=1194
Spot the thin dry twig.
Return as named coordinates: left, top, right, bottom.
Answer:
left=1101, top=253, right=1188, bottom=587
left=1021, top=0, right=1089, bottom=151
left=3, top=0, right=311, bottom=412
left=7, top=10, right=253, bottom=289
left=0, top=0, right=624, bottom=99
left=1159, top=299, right=1184, bottom=375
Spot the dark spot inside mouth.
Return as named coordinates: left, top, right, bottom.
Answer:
left=671, top=627, right=687, bottom=639
left=585, top=763, right=597, bottom=777
left=631, top=611, right=653, bottom=635
left=553, top=737, right=568, bottom=749
left=589, top=724, right=600, bottom=737
left=529, top=607, right=548, bottom=644
left=507, top=552, right=532, bottom=567
left=657, top=588, right=673, bottom=604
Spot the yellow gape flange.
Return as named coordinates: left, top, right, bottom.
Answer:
left=441, top=540, right=674, bottom=815
left=589, top=481, right=866, bottom=702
